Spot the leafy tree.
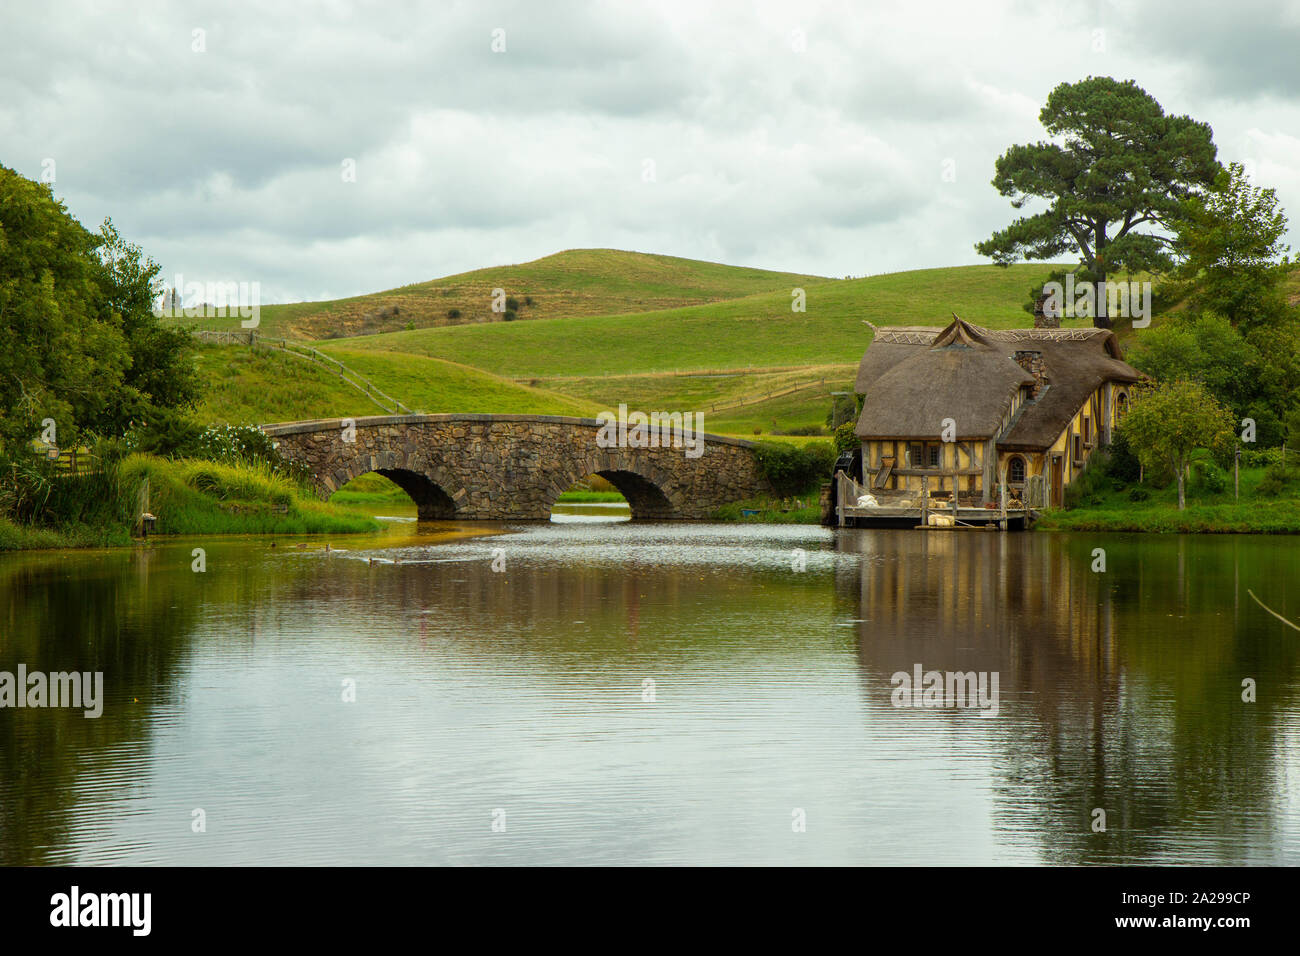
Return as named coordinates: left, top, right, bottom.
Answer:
left=1286, top=406, right=1300, bottom=448
left=0, top=166, right=129, bottom=452
left=1120, top=380, right=1233, bottom=510
left=976, top=77, right=1220, bottom=328
left=94, top=219, right=198, bottom=434
left=1125, top=313, right=1264, bottom=419
left=0, top=165, right=194, bottom=456
left=1172, top=163, right=1292, bottom=331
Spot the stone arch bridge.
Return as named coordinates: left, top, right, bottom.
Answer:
left=261, top=414, right=768, bottom=520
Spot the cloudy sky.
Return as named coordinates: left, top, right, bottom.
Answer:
left=2, top=0, right=1297, bottom=303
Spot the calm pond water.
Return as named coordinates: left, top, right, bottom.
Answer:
left=2, top=512, right=1298, bottom=865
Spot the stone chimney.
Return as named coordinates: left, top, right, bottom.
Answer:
left=1033, top=291, right=1060, bottom=329
left=1014, top=350, right=1047, bottom=398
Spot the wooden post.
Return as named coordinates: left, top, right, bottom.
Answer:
left=999, top=468, right=1008, bottom=531
left=982, top=440, right=996, bottom=505
left=1235, top=447, right=1240, bottom=500
left=921, top=474, right=929, bottom=527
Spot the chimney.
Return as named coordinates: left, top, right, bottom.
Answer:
left=1014, top=350, right=1047, bottom=398
left=1033, top=292, right=1060, bottom=329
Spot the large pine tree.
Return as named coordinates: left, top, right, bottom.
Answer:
left=977, top=77, right=1221, bottom=328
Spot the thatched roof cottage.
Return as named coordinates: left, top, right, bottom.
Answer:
left=852, top=314, right=1141, bottom=509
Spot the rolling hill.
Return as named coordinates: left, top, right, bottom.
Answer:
left=320, top=262, right=1063, bottom=378
left=181, top=249, right=831, bottom=340
left=199, top=254, right=1269, bottom=437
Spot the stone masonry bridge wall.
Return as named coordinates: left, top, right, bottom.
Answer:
left=260, top=414, right=768, bottom=520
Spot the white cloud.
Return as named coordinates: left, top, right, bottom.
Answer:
left=1, top=0, right=1295, bottom=302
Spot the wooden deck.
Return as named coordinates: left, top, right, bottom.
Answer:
left=838, top=503, right=1031, bottom=529
left=834, top=473, right=1032, bottom=530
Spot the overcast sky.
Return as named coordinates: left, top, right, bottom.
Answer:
left=3, top=0, right=1297, bottom=303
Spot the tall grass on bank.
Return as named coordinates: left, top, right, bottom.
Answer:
left=118, top=455, right=380, bottom=535
left=0, top=455, right=137, bottom=550
left=0, top=518, right=132, bottom=551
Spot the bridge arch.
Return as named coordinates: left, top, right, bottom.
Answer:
left=371, top=469, right=458, bottom=520
left=328, top=448, right=468, bottom=521
left=546, top=460, right=682, bottom=520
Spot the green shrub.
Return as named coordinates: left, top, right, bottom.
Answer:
left=1193, top=461, right=1227, bottom=494
left=127, top=407, right=206, bottom=458
left=1063, top=453, right=1111, bottom=510
left=832, top=421, right=860, bottom=456
left=0, top=455, right=132, bottom=530
left=1240, top=447, right=1291, bottom=469
left=753, top=440, right=835, bottom=496
left=1128, top=487, right=1150, bottom=502
left=1105, top=430, right=1141, bottom=484
left=1256, top=463, right=1287, bottom=497
left=190, top=424, right=281, bottom=466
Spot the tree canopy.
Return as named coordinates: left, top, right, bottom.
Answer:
left=1120, top=380, right=1233, bottom=510
left=0, top=165, right=195, bottom=455
left=1172, top=162, right=1292, bottom=331
left=976, top=77, right=1221, bottom=328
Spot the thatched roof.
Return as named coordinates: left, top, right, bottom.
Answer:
left=854, top=316, right=1142, bottom=448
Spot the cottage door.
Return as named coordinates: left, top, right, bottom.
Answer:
left=1050, top=454, right=1064, bottom=507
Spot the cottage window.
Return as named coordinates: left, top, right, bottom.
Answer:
left=1083, top=416, right=1091, bottom=445
left=1007, top=456, right=1026, bottom=484
left=908, top=442, right=941, bottom=469
left=1116, top=392, right=1128, bottom=419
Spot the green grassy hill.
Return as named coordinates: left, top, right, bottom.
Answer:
left=182, top=249, right=829, bottom=340
left=319, top=263, right=1063, bottom=377
left=196, top=258, right=1196, bottom=437
left=191, top=343, right=599, bottom=425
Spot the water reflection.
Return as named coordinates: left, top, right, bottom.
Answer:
left=837, top=530, right=1300, bottom=864
left=1, top=524, right=1297, bottom=864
